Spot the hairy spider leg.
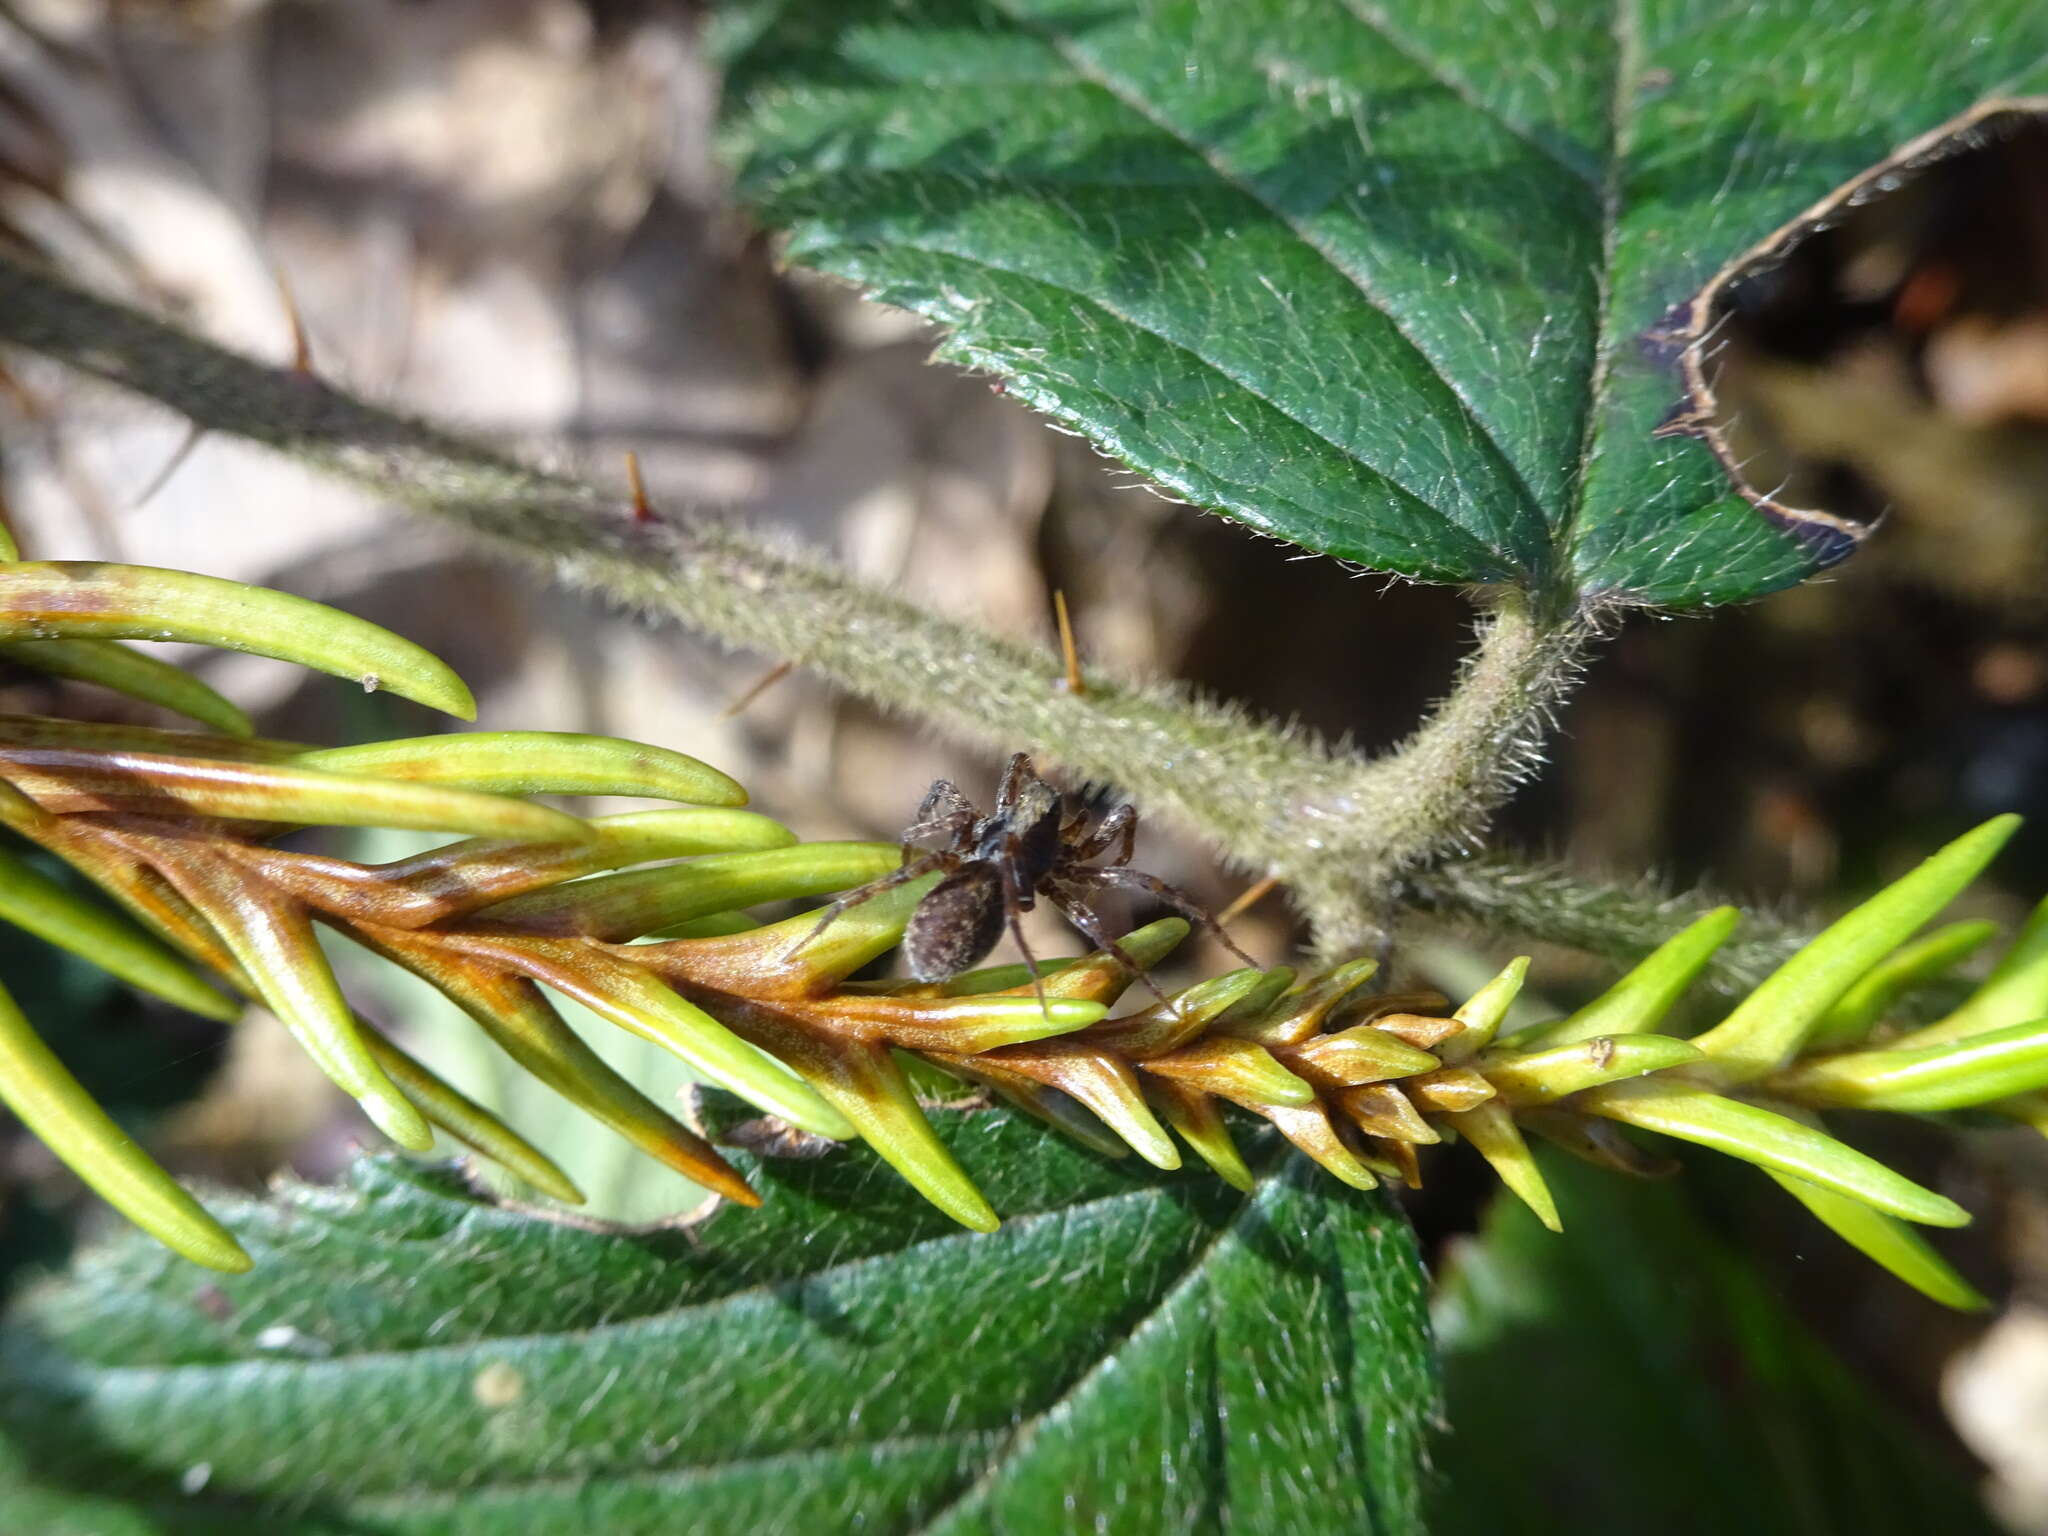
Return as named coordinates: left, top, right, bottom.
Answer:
left=1054, top=863, right=1260, bottom=969
left=996, top=824, right=1055, bottom=1013
left=992, top=751, right=1036, bottom=816
left=1041, top=873, right=1174, bottom=1004
left=898, top=805, right=980, bottom=851
left=913, top=778, right=977, bottom=829
left=1060, top=778, right=1117, bottom=823
left=1069, top=800, right=1136, bottom=865
left=787, top=795, right=983, bottom=960
left=784, top=845, right=965, bottom=960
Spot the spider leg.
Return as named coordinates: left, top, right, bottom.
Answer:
left=786, top=850, right=958, bottom=959
left=914, top=779, right=977, bottom=826
left=1042, top=875, right=1172, bottom=1003
left=998, top=842, right=1050, bottom=1015
left=1058, top=864, right=1260, bottom=969
left=898, top=807, right=979, bottom=851
left=993, top=752, right=1034, bottom=816
left=1071, top=801, right=1136, bottom=865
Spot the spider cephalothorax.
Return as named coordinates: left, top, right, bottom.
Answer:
left=797, top=751, right=1254, bottom=986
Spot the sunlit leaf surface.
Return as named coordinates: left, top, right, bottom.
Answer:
left=0, top=1119, right=1436, bottom=1534
left=720, top=1, right=2048, bottom=605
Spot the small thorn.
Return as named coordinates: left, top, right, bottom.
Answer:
left=1649, top=401, right=1710, bottom=440
left=1216, top=873, right=1279, bottom=929
left=1053, top=589, right=1085, bottom=696
left=270, top=260, right=315, bottom=376
left=131, top=420, right=207, bottom=509
left=718, top=658, right=795, bottom=721
left=625, top=451, right=655, bottom=524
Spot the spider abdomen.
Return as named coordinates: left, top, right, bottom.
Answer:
left=903, top=864, right=1007, bottom=981
left=796, top=751, right=1251, bottom=991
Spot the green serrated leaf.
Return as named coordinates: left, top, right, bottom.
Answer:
left=717, top=3, right=2048, bottom=606
left=0, top=1122, right=1436, bottom=1533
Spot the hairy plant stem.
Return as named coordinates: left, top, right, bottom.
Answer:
left=0, top=255, right=1592, bottom=950
left=1406, top=855, right=1809, bottom=999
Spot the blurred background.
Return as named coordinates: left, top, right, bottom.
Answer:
left=1, top=1, right=2047, bottom=1526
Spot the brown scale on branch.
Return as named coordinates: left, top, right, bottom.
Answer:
left=0, top=723, right=1474, bottom=1235
left=0, top=559, right=2030, bottom=1310
left=0, top=708, right=2006, bottom=1274
left=0, top=704, right=1559, bottom=1232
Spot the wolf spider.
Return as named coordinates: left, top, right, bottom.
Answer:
left=796, top=752, right=1254, bottom=990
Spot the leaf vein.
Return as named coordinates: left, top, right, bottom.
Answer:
left=908, top=1171, right=1278, bottom=1534
left=1557, top=0, right=1639, bottom=596
left=1008, top=12, right=1553, bottom=564
left=805, top=230, right=1514, bottom=573
left=350, top=1429, right=1004, bottom=1512
left=1334, top=0, right=1605, bottom=192
left=75, top=1182, right=1210, bottom=1377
